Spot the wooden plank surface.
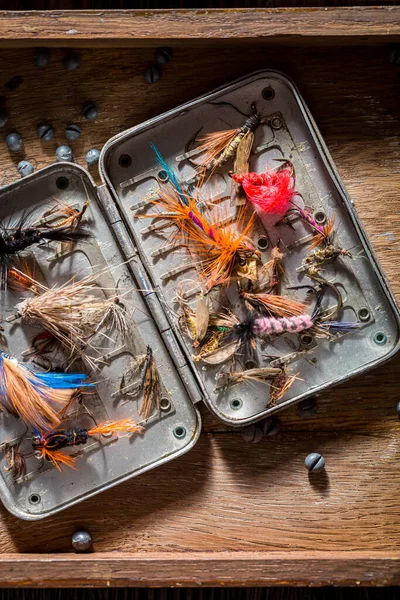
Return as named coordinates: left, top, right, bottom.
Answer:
left=0, top=552, right=398, bottom=587
left=0, top=41, right=399, bottom=586
left=0, top=8, right=398, bottom=47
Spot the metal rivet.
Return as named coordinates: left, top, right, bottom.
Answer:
left=396, top=401, right=400, bottom=417
left=257, top=236, right=269, bottom=251
left=230, top=398, right=242, bottom=410
left=245, top=359, right=257, bottom=370
left=0, top=108, right=8, bottom=128
left=241, top=424, right=263, bottom=443
left=305, top=452, right=325, bottom=472
left=56, top=176, right=69, bottom=190
left=160, top=397, right=171, bottom=411
left=34, top=47, right=50, bottom=68
left=17, top=160, right=34, bottom=177
left=37, top=124, right=55, bottom=142
left=155, top=47, right=173, bottom=65
left=313, top=210, right=326, bottom=224
left=301, top=334, right=313, bottom=346
left=6, top=132, right=23, bottom=152
left=28, top=493, right=41, bottom=505
left=119, top=154, right=132, bottom=168
left=65, top=123, right=81, bottom=142
left=373, top=331, right=387, bottom=345
left=173, top=426, right=186, bottom=439
left=262, top=87, right=275, bottom=101
left=85, top=148, right=101, bottom=167
left=56, top=145, right=73, bottom=162
left=82, top=102, right=98, bottom=120
left=72, top=530, right=92, bottom=552
left=358, top=308, right=370, bottom=322
left=270, top=116, right=283, bottom=130
left=63, top=51, right=80, bottom=71
left=157, top=169, right=169, bottom=183
left=144, top=64, right=162, bottom=84
left=261, top=417, right=280, bottom=436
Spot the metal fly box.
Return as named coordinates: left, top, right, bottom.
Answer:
left=0, top=165, right=201, bottom=520
left=99, top=70, right=400, bottom=423
left=0, top=70, right=398, bottom=520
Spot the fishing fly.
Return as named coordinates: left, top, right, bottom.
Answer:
left=0, top=201, right=90, bottom=287
left=178, top=103, right=261, bottom=176
left=32, top=419, right=145, bottom=471
left=7, top=269, right=129, bottom=369
left=137, top=346, right=161, bottom=420
left=3, top=441, right=27, bottom=481
left=0, top=351, right=93, bottom=431
left=141, top=147, right=260, bottom=292
left=231, top=162, right=296, bottom=226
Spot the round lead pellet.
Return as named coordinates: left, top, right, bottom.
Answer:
left=72, top=530, right=92, bottom=552
left=144, top=64, right=162, bottom=84
left=63, top=51, right=80, bottom=71
left=17, top=160, right=34, bottom=177
left=37, top=124, right=55, bottom=141
left=155, top=47, right=173, bottom=65
left=65, top=123, right=81, bottom=141
left=6, top=132, right=22, bottom=152
left=0, top=108, right=8, bottom=128
left=305, top=452, right=325, bottom=472
left=34, top=48, right=50, bottom=68
left=56, top=145, right=73, bottom=162
left=82, top=102, right=98, bottom=120
left=85, top=148, right=101, bottom=167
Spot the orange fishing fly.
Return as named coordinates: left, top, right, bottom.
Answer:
left=33, top=419, right=145, bottom=471
left=144, top=147, right=259, bottom=291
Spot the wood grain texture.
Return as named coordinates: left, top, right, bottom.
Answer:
left=0, top=40, right=398, bottom=586
left=3, top=430, right=399, bottom=556
left=0, top=8, right=398, bottom=47
left=0, top=551, right=399, bottom=587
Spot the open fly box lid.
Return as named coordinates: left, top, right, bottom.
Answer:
left=99, top=70, right=400, bottom=426
left=0, top=164, right=201, bottom=520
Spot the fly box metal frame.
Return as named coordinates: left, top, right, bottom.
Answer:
left=0, top=69, right=399, bottom=520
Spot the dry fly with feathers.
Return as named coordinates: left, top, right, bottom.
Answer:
left=141, top=146, right=260, bottom=292
left=214, top=363, right=298, bottom=405
left=7, top=269, right=129, bottom=369
left=112, top=346, right=162, bottom=420
left=138, top=346, right=162, bottom=420
left=184, top=103, right=261, bottom=177
left=0, top=201, right=90, bottom=288
left=0, top=351, right=93, bottom=431
left=32, top=419, right=145, bottom=471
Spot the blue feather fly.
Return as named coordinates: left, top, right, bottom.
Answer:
left=150, top=143, right=188, bottom=206
left=0, top=351, right=94, bottom=431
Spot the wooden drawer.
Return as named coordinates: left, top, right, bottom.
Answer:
left=0, top=8, right=399, bottom=587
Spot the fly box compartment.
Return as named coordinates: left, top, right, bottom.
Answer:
left=99, top=70, right=400, bottom=426
left=0, top=164, right=201, bottom=520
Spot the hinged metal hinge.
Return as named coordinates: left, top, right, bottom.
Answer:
left=94, top=183, right=203, bottom=406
